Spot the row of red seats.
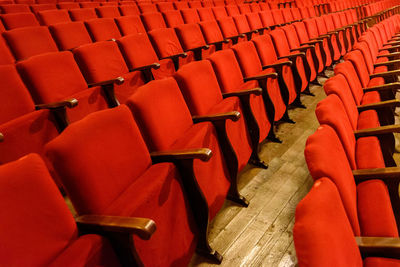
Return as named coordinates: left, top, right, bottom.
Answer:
left=0, top=0, right=246, bottom=5
left=295, top=13, right=400, bottom=266
left=0, top=2, right=396, bottom=266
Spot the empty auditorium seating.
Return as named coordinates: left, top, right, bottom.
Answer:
left=0, top=153, right=124, bottom=266
left=85, top=18, right=121, bottom=41
left=175, top=23, right=213, bottom=60
left=37, top=9, right=71, bottom=25
left=45, top=105, right=197, bottom=266
left=68, top=7, right=97, bottom=21
left=114, top=15, right=146, bottom=35
left=49, top=21, right=92, bottom=51
left=1, top=12, right=39, bottom=29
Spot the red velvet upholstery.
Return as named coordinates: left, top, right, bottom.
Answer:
left=259, top=10, right=276, bottom=28
left=68, top=8, right=97, bottom=21
left=45, top=105, right=197, bottom=266
left=226, top=5, right=240, bottom=16
left=181, top=8, right=201, bottom=24
left=238, top=4, right=251, bottom=14
left=141, top=12, right=167, bottom=31
left=49, top=21, right=92, bottom=51
left=212, top=6, right=228, bottom=19
left=1, top=12, right=39, bottom=30
left=3, top=26, right=58, bottom=61
left=175, top=1, right=190, bottom=9
left=323, top=74, right=380, bottom=131
left=84, top=18, right=121, bottom=42
left=37, top=9, right=71, bottom=26
left=119, top=4, right=140, bottom=16
left=0, top=3, right=30, bottom=13
left=126, top=78, right=230, bottom=220
left=0, top=35, right=14, bottom=64
left=270, top=28, right=309, bottom=92
left=271, top=9, right=285, bottom=25
left=30, top=3, right=57, bottom=13
left=57, top=2, right=79, bottom=9
left=137, top=2, right=157, bottom=13
left=282, top=8, right=294, bottom=23
left=217, top=17, right=246, bottom=43
left=232, top=41, right=286, bottom=121
left=74, top=41, right=145, bottom=103
left=198, top=7, right=215, bottom=21
left=156, top=2, right=173, bottom=12
left=162, top=10, right=184, bottom=27
left=174, top=60, right=253, bottom=171
left=115, top=15, right=146, bottom=35
left=0, top=153, right=120, bottom=267
left=305, top=124, right=398, bottom=237
left=294, top=178, right=363, bottom=267
left=175, top=23, right=215, bottom=59
left=96, top=6, right=121, bottom=18
left=251, top=34, right=297, bottom=105
left=245, top=13, right=263, bottom=33
left=208, top=49, right=271, bottom=143
left=199, top=20, right=232, bottom=50
left=233, top=14, right=258, bottom=40
left=17, top=51, right=108, bottom=123
left=148, top=28, right=194, bottom=69
left=117, top=33, right=174, bottom=80
left=315, top=94, right=386, bottom=170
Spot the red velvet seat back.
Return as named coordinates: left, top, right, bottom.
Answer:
left=199, top=20, right=225, bottom=44
left=0, top=3, right=30, bottom=13
left=198, top=7, right=215, bottom=21
left=334, top=61, right=364, bottom=106
left=218, top=16, right=240, bottom=39
left=96, top=6, right=121, bottom=18
left=180, top=8, right=201, bottom=24
left=148, top=28, right=185, bottom=59
left=231, top=41, right=262, bottom=77
left=245, top=13, right=263, bottom=31
left=174, top=60, right=223, bottom=116
left=156, top=2, right=173, bottom=12
left=137, top=3, right=157, bottom=13
left=176, top=23, right=208, bottom=51
left=141, top=12, right=166, bottom=31
left=226, top=5, right=240, bottom=16
left=250, top=3, right=261, bottom=13
left=282, top=8, right=294, bottom=23
left=303, top=18, right=319, bottom=39
left=294, top=178, right=363, bottom=267
left=162, top=10, right=184, bottom=27
left=45, top=105, right=153, bottom=215
left=238, top=4, right=251, bottom=14
left=49, top=21, right=92, bottom=51
left=292, top=21, right=310, bottom=44
left=323, top=74, right=359, bottom=130
left=0, top=65, right=35, bottom=124
left=212, top=6, right=228, bottom=19
left=1, top=12, right=39, bottom=29
left=259, top=10, right=276, bottom=28
left=57, top=2, right=79, bottom=9
left=37, top=9, right=71, bottom=26
left=304, top=125, right=361, bottom=236
left=126, top=78, right=194, bottom=151
left=233, top=14, right=252, bottom=35
left=119, top=5, right=140, bottom=16
left=73, top=41, right=129, bottom=84
left=268, top=28, right=292, bottom=56
left=68, top=8, right=97, bottom=21
left=84, top=18, right=121, bottom=42
left=315, top=94, right=357, bottom=170
left=0, top=35, right=14, bottom=64
left=353, top=41, right=376, bottom=74
left=343, top=50, right=370, bottom=89
left=17, top=51, right=87, bottom=104
left=117, top=33, right=159, bottom=70
left=0, top=154, right=80, bottom=266
left=115, top=15, right=146, bottom=35
left=291, top=8, right=302, bottom=21
left=175, top=1, right=190, bottom=9
left=3, top=26, right=58, bottom=61
left=271, top=9, right=284, bottom=25
left=282, top=24, right=301, bottom=49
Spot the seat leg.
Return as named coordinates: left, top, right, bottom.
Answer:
left=302, top=86, right=315, bottom=96
left=267, top=128, right=283, bottom=143
left=196, top=239, right=223, bottom=264
left=249, top=151, right=268, bottom=169
left=227, top=191, right=249, bottom=207
left=291, top=95, right=307, bottom=109
left=280, top=111, right=295, bottom=124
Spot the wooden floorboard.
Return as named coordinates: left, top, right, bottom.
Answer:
left=189, top=75, right=329, bottom=267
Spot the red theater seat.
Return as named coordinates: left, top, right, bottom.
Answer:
left=84, top=18, right=121, bottom=42
left=37, top=9, right=71, bottom=26
left=115, top=15, right=146, bottom=35
left=175, top=23, right=214, bottom=60
left=68, top=8, right=98, bottom=21
left=49, top=21, right=92, bottom=51
left=1, top=12, right=39, bottom=30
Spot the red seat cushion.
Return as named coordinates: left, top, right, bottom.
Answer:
left=355, top=137, right=386, bottom=169
left=357, top=180, right=399, bottom=237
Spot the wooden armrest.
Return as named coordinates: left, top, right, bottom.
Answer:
left=35, top=98, right=78, bottom=110
left=0, top=133, right=3, bottom=142
left=222, top=87, right=262, bottom=98
left=290, top=45, right=315, bottom=53
left=88, top=77, right=124, bottom=88
left=363, top=82, right=400, bottom=92
left=386, top=41, right=400, bottom=46
left=373, top=59, right=400, bottom=67
left=278, top=52, right=306, bottom=60
left=187, top=44, right=210, bottom=52
left=162, top=52, right=188, bottom=60
left=262, top=61, right=293, bottom=69
left=357, top=99, right=400, bottom=111
left=327, top=30, right=339, bottom=34
left=192, top=111, right=241, bottom=123
left=129, top=63, right=160, bottom=72
left=379, top=45, right=400, bottom=52
left=301, top=40, right=323, bottom=45
left=357, top=236, right=400, bottom=258
left=352, top=167, right=400, bottom=181
left=377, top=52, right=400, bottom=59
left=226, top=34, right=245, bottom=40
left=354, top=125, right=400, bottom=138
left=150, top=148, right=212, bottom=163
left=209, top=40, right=229, bottom=46
left=370, top=70, right=400, bottom=79
left=243, top=72, right=278, bottom=82
left=76, top=215, right=156, bottom=240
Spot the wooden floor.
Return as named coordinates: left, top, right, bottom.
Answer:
left=189, top=73, right=332, bottom=267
